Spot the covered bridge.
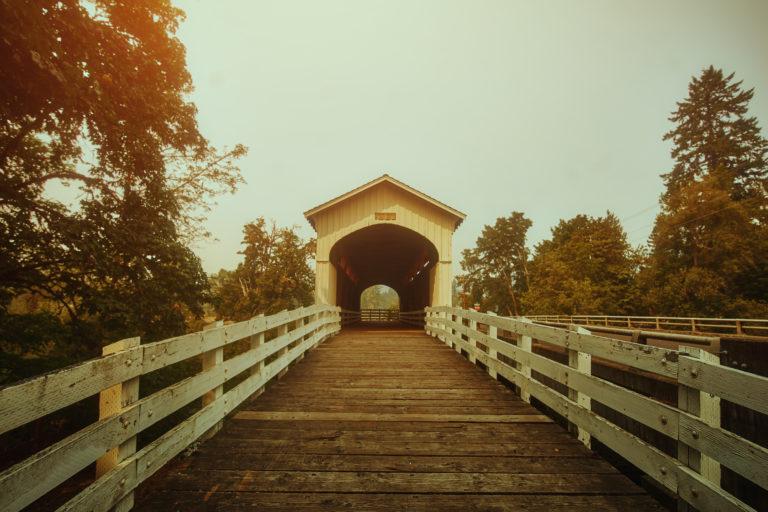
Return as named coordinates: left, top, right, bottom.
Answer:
left=304, top=174, right=465, bottom=311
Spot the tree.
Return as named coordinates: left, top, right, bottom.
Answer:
left=212, top=219, right=315, bottom=321
left=458, top=212, right=532, bottom=316
left=523, top=213, right=639, bottom=315
left=645, top=67, right=768, bottom=316
left=0, top=1, right=246, bottom=347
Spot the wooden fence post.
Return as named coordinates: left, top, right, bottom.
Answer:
left=201, top=320, right=224, bottom=440
left=518, top=318, right=533, bottom=403
left=276, top=310, right=290, bottom=378
left=96, top=337, right=141, bottom=511
left=451, top=310, right=461, bottom=354
left=250, top=314, right=266, bottom=398
left=468, top=315, right=478, bottom=364
left=567, top=324, right=592, bottom=448
left=437, top=311, right=446, bottom=344
left=677, top=346, right=721, bottom=511
left=487, top=311, right=498, bottom=380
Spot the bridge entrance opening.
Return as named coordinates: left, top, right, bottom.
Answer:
left=329, top=223, right=438, bottom=312
left=360, top=285, right=400, bottom=323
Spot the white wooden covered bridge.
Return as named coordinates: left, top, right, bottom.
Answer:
left=0, top=176, right=767, bottom=511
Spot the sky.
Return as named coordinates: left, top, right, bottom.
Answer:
left=172, top=0, right=768, bottom=274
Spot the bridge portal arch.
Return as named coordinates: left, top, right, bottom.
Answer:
left=304, top=175, right=465, bottom=310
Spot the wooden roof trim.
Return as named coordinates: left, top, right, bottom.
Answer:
left=303, top=174, right=466, bottom=229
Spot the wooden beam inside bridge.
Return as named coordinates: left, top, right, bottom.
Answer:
left=134, top=327, right=664, bottom=511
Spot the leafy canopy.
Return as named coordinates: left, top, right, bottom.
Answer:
left=458, top=212, right=531, bottom=316
left=0, top=0, right=246, bottom=347
left=523, top=213, right=639, bottom=315
left=211, top=219, right=315, bottom=321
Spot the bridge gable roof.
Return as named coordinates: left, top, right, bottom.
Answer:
left=304, top=174, right=466, bottom=231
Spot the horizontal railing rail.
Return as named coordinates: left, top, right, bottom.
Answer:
left=0, top=304, right=341, bottom=512
left=340, top=309, right=361, bottom=326
left=525, top=314, right=768, bottom=337
left=360, top=308, right=399, bottom=322
left=426, top=306, right=768, bottom=512
left=400, top=309, right=426, bottom=327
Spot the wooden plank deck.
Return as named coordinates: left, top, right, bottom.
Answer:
left=134, top=327, right=664, bottom=511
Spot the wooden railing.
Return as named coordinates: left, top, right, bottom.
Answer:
left=426, top=306, right=768, bottom=512
left=339, top=309, right=424, bottom=327
left=526, top=314, right=768, bottom=337
left=400, top=309, right=426, bottom=327
left=0, top=305, right=341, bottom=512
left=360, top=308, right=399, bottom=322
left=340, top=309, right=361, bottom=326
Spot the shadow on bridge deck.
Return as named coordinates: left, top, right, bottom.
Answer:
left=134, top=328, right=664, bottom=511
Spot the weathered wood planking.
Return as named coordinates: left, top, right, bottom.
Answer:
left=133, top=328, right=663, bottom=511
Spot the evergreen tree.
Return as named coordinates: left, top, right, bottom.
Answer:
left=646, top=67, right=768, bottom=316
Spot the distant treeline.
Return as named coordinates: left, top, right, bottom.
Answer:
left=458, top=67, right=768, bottom=318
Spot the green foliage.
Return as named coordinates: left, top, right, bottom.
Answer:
left=644, top=66, right=768, bottom=316
left=523, top=213, right=639, bottom=315
left=211, top=218, right=315, bottom=321
left=361, top=285, right=400, bottom=310
left=458, top=212, right=532, bottom=315
left=0, top=1, right=246, bottom=352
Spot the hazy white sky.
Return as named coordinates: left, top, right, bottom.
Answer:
left=173, top=0, right=768, bottom=273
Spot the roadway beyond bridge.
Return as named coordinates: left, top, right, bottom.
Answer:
left=134, top=327, right=662, bottom=511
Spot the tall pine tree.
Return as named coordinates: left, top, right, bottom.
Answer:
left=646, top=67, right=768, bottom=316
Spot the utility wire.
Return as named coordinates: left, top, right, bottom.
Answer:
left=626, top=195, right=763, bottom=236
left=619, top=203, right=659, bottom=223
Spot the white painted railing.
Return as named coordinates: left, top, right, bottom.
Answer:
left=426, top=306, right=768, bottom=512
left=0, top=305, right=341, bottom=512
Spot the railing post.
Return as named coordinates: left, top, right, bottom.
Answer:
left=250, top=314, right=266, bottom=397
left=487, top=311, right=498, bottom=380
left=276, top=310, right=290, bottom=378
left=677, top=346, right=721, bottom=511
left=468, top=315, right=478, bottom=364
left=567, top=324, right=591, bottom=448
left=451, top=310, right=461, bottom=353
left=735, top=320, right=743, bottom=335
left=296, top=308, right=308, bottom=362
left=96, top=337, right=140, bottom=511
left=201, top=320, right=225, bottom=440
left=518, top=318, right=532, bottom=403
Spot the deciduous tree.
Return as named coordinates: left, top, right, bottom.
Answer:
left=458, top=212, right=532, bottom=315
left=523, top=213, right=639, bottom=315
left=212, top=219, right=315, bottom=321
left=0, top=1, right=246, bottom=346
